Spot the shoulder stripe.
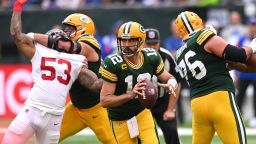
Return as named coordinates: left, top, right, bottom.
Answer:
left=196, top=30, right=214, bottom=45
left=99, top=66, right=118, bottom=82
left=78, top=36, right=101, bottom=50
left=198, top=32, right=214, bottom=45
left=196, top=30, right=208, bottom=42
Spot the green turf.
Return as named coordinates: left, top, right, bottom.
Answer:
left=61, top=135, right=256, bottom=144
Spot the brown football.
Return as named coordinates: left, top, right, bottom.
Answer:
left=139, top=79, right=158, bottom=109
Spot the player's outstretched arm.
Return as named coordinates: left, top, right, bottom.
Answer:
left=78, top=66, right=102, bottom=93
left=158, top=70, right=178, bottom=120
left=228, top=53, right=256, bottom=72
left=10, top=0, right=35, bottom=59
left=204, top=35, right=253, bottom=63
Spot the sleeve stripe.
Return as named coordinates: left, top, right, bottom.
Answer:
left=156, top=60, right=164, bottom=74
left=196, top=30, right=213, bottom=44
left=78, top=37, right=101, bottom=50
left=196, top=30, right=208, bottom=42
left=99, top=67, right=118, bottom=82
left=197, top=31, right=214, bottom=45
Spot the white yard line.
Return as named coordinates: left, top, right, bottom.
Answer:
left=76, top=128, right=256, bottom=136
left=0, top=127, right=255, bottom=136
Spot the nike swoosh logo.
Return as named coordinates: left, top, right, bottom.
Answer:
left=54, top=123, right=59, bottom=126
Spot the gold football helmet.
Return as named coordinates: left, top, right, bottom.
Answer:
left=62, top=13, right=95, bottom=41
left=175, top=11, right=204, bottom=40
left=117, top=21, right=146, bottom=56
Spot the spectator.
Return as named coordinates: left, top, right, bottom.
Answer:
left=220, top=11, right=248, bottom=45
left=164, top=20, right=183, bottom=55
left=101, top=20, right=123, bottom=59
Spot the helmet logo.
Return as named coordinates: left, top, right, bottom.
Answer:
left=148, top=31, right=155, bottom=39
left=139, top=26, right=145, bottom=33
left=80, top=16, right=90, bottom=24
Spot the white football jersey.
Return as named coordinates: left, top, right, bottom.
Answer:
left=26, top=43, right=86, bottom=115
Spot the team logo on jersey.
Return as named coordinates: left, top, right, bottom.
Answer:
left=121, top=64, right=127, bottom=70
left=80, top=16, right=90, bottom=24
left=148, top=31, right=156, bottom=39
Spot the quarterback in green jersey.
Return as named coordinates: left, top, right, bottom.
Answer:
left=175, top=11, right=255, bottom=144
left=100, top=21, right=178, bottom=144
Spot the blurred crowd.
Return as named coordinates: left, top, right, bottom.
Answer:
left=1, top=0, right=256, bottom=10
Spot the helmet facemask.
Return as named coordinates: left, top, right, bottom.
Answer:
left=62, top=13, right=95, bottom=41
left=117, top=21, right=146, bottom=57
left=117, top=36, right=143, bottom=57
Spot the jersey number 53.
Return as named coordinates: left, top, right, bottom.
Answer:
left=40, top=57, right=71, bottom=85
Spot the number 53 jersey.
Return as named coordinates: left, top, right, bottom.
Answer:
left=99, top=48, right=165, bottom=120
left=26, top=43, right=86, bottom=115
left=175, top=29, right=235, bottom=99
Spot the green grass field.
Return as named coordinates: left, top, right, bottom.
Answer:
left=60, top=120, right=256, bottom=144
left=61, top=135, right=256, bottom=144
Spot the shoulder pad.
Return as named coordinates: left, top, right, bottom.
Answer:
left=196, top=29, right=215, bottom=46
left=77, top=35, right=100, bottom=49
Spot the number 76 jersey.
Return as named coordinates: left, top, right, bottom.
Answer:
left=175, top=29, right=235, bottom=99
left=99, top=48, right=164, bottom=120
left=26, top=43, right=86, bottom=115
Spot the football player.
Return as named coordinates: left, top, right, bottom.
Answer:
left=99, top=21, right=178, bottom=144
left=30, top=13, right=116, bottom=143
left=144, top=28, right=182, bottom=144
left=3, top=0, right=102, bottom=143
left=175, top=11, right=256, bottom=144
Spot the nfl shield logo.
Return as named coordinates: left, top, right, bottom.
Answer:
left=148, top=31, right=155, bottom=39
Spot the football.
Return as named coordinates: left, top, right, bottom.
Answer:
left=139, top=79, right=158, bottom=109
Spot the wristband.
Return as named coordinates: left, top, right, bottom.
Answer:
left=250, top=38, right=256, bottom=53
left=13, top=1, right=24, bottom=13
left=167, top=78, right=178, bottom=90
left=26, top=32, right=35, bottom=40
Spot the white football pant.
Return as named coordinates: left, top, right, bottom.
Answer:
left=2, top=105, right=63, bottom=144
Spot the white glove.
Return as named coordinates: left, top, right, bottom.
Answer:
left=250, top=38, right=256, bottom=53
left=205, top=25, right=217, bottom=35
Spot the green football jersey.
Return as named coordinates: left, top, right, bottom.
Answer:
left=176, top=29, right=235, bottom=99
left=69, top=34, right=102, bottom=109
left=100, top=48, right=164, bottom=120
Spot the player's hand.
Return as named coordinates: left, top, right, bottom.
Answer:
left=158, top=82, right=176, bottom=97
left=83, top=58, right=88, bottom=68
left=13, top=0, right=28, bottom=12
left=128, top=80, right=146, bottom=99
left=163, top=109, right=175, bottom=121
left=15, top=0, right=28, bottom=5
left=250, top=38, right=256, bottom=53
